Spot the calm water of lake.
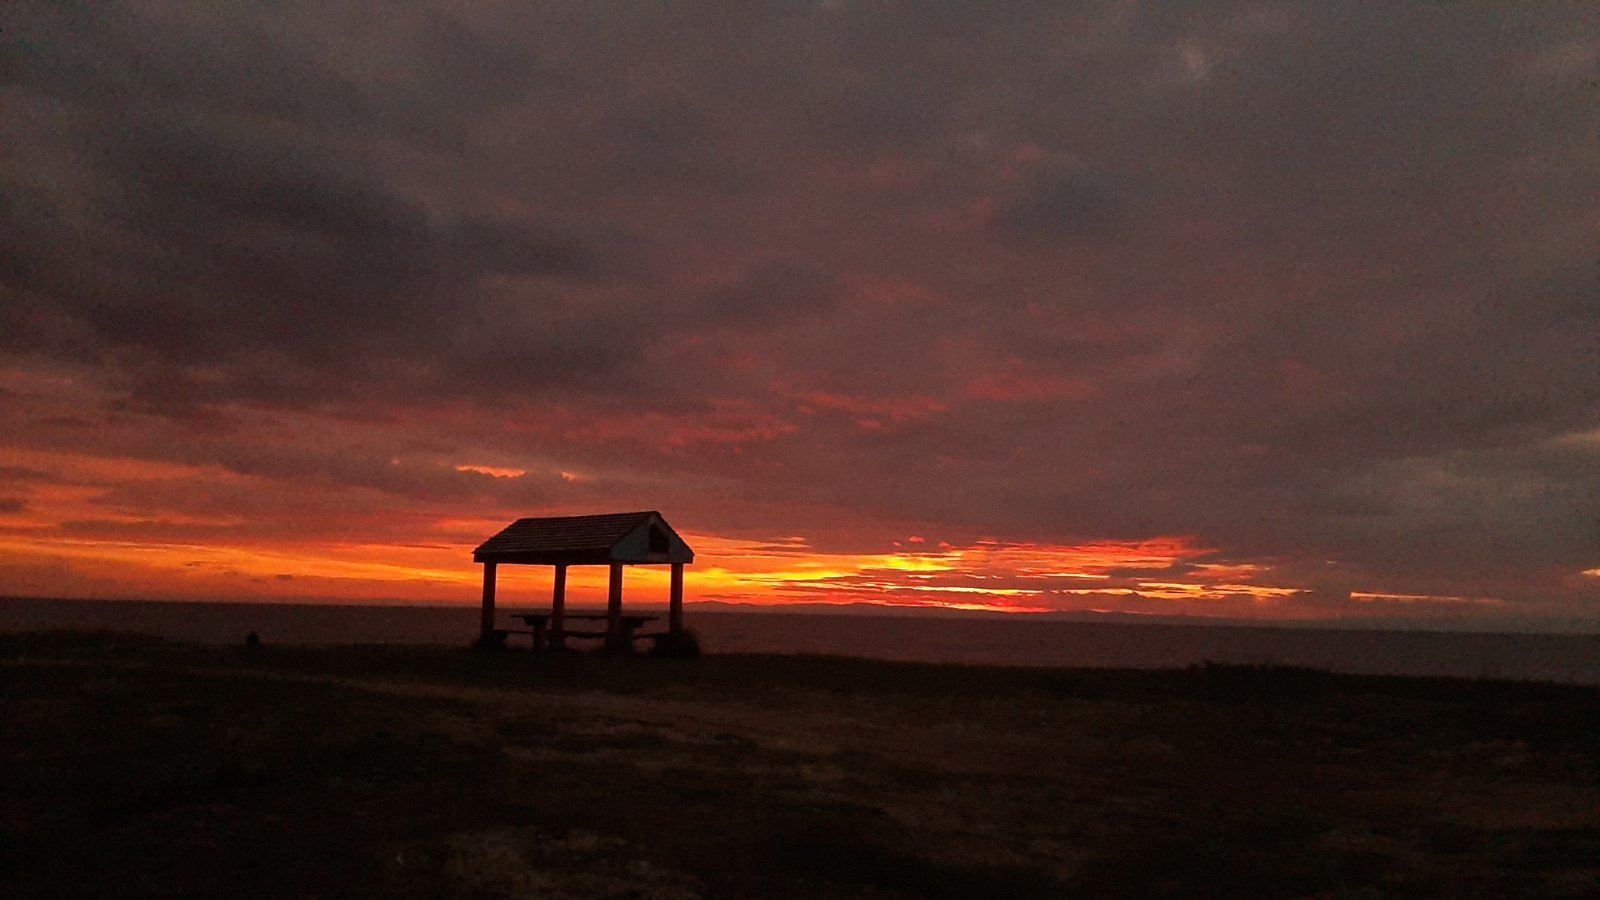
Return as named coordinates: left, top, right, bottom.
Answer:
left=2, top=598, right=1596, bottom=684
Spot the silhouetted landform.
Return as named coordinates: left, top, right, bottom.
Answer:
left=472, top=511, right=693, bottom=652
left=3, top=631, right=1596, bottom=897
left=4, top=597, right=1597, bottom=681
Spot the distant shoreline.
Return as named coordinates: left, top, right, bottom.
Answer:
left=3, top=594, right=1596, bottom=636
left=0, top=627, right=1591, bottom=692
left=5, top=596, right=1597, bottom=684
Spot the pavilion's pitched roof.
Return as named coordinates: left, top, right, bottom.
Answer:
left=477, top=511, right=652, bottom=556
left=472, top=511, right=693, bottom=565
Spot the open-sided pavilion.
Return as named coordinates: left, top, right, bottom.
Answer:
left=472, top=511, right=694, bottom=650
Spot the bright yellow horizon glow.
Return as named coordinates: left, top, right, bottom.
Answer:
left=1350, top=591, right=1504, bottom=607
left=0, top=442, right=1489, bottom=616
left=0, top=512, right=1314, bottom=614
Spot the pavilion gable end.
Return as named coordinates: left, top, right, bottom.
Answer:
left=611, top=513, right=694, bottom=564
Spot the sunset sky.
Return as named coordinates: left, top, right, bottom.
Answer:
left=2, top=3, right=1596, bottom=628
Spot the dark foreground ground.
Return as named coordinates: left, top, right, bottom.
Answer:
left=1, top=632, right=1595, bottom=898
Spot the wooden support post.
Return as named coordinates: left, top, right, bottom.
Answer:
left=478, top=561, right=498, bottom=643
left=551, top=564, right=568, bottom=651
left=669, top=563, right=684, bottom=635
left=606, top=562, right=624, bottom=651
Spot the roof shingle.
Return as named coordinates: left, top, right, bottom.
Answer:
left=472, top=511, right=693, bottom=564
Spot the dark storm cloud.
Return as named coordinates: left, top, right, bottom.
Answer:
left=59, top=114, right=620, bottom=319
left=601, top=97, right=758, bottom=193
left=2, top=1, right=667, bottom=417
left=991, top=168, right=1125, bottom=245
left=4, top=2, right=544, bottom=148
left=2, top=1, right=1596, bottom=614
left=699, top=263, right=845, bottom=329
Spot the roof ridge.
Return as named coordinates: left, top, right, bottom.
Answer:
left=473, top=510, right=690, bottom=564
left=513, top=510, right=656, bottom=521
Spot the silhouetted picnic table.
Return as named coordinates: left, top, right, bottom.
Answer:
left=506, top=612, right=659, bottom=650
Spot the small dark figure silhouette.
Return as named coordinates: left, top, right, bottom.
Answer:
left=245, top=631, right=261, bottom=649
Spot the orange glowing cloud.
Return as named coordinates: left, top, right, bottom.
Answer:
left=1350, top=591, right=1505, bottom=607
left=454, top=464, right=528, bottom=478
left=667, top=532, right=1305, bottom=615
left=0, top=441, right=1488, bottom=620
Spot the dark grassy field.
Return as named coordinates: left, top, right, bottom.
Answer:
left=1, top=631, right=1596, bottom=898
